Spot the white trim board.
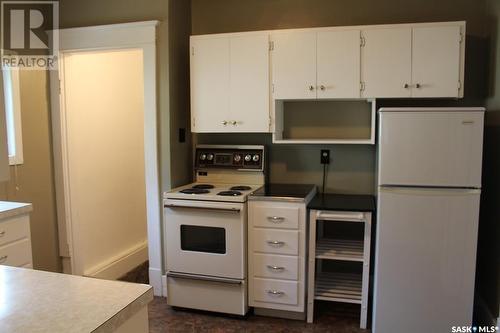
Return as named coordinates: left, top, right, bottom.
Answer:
left=50, top=21, right=163, bottom=296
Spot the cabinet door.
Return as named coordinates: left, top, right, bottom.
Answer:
left=361, top=27, right=412, bottom=98
left=271, top=31, right=317, bottom=100
left=411, top=26, right=461, bottom=98
left=190, top=36, right=230, bottom=132
left=229, top=33, right=270, bottom=132
left=317, top=30, right=361, bottom=98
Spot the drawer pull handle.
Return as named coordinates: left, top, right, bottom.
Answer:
left=0, top=255, right=8, bottom=263
left=267, top=265, right=285, bottom=271
left=0, top=231, right=5, bottom=237
left=267, top=290, right=285, bottom=296
left=267, top=216, right=285, bottom=223
left=267, top=240, right=285, bottom=247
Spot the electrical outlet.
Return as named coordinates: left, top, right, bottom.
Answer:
left=321, top=149, right=330, bottom=164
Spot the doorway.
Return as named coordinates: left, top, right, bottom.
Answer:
left=50, top=21, right=162, bottom=295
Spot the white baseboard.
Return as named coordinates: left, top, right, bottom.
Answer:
left=84, top=241, right=148, bottom=280
left=149, top=267, right=163, bottom=296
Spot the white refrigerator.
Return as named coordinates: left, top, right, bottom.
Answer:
left=373, top=107, right=485, bottom=333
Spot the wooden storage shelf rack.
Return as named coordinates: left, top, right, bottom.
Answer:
left=307, top=210, right=372, bottom=329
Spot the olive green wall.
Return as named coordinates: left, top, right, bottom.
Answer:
left=476, top=0, right=500, bottom=324
left=192, top=0, right=490, bottom=194
left=0, top=70, right=60, bottom=272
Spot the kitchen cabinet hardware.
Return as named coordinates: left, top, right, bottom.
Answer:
left=0, top=255, right=8, bottom=263
left=404, top=83, right=409, bottom=88
left=415, top=83, right=421, bottom=88
left=267, top=240, right=285, bottom=246
left=267, top=216, right=285, bottom=223
left=0, top=231, right=5, bottom=237
left=267, top=265, right=285, bottom=271
left=231, top=121, right=237, bottom=125
left=319, top=85, right=326, bottom=91
left=309, top=85, right=315, bottom=91
left=221, top=120, right=228, bottom=126
left=267, top=290, right=285, bottom=296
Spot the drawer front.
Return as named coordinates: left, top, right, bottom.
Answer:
left=0, top=239, right=32, bottom=267
left=252, top=278, right=298, bottom=305
left=253, top=229, right=299, bottom=255
left=0, top=215, right=30, bottom=247
left=252, top=205, right=299, bottom=229
left=253, top=254, right=298, bottom=280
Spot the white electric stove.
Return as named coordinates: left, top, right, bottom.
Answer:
left=163, top=145, right=265, bottom=315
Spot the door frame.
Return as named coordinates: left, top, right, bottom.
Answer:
left=49, top=21, right=163, bottom=295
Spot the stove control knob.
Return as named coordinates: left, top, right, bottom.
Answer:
left=207, top=153, right=214, bottom=161
left=200, top=154, right=207, bottom=161
left=234, top=154, right=242, bottom=162
left=244, top=154, right=252, bottom=162
left=252, top=154, right=260, bottom=162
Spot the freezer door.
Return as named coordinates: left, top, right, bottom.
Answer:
left=373, top=187, right=480, bottom=333
left=378, top=111, right=484, bottom=187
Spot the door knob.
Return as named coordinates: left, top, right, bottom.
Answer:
left=404, top=83, right=409, bottom=89
left=415, top=83, right=421, bottom=88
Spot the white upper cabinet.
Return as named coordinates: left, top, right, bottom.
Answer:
left=361, top=27, right=412, bottom=98
left=271, top=31, right=317, bottom=100
left=190, top=37, right=230, bottom=132
left=191, top=33, right=270, bottom=133
left=411, top=25, right=462, bottom=98
left=361, top=23, right=464, bottom=98
left=317, top=30, right=361, bottom=99
left=229, top=34, right=270, bottom=132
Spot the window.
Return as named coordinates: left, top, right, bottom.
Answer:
left=2, top=67, right=23, bottom=165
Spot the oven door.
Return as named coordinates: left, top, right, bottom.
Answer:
left=164, top=199, right=246, bottom=279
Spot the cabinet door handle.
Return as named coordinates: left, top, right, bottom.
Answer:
left=320, top=85, right=326, bottom=91
left=415, top=83, right=421, bottom=88
left=309, top=85, right=315, bottom=91
left=267, top=216, right=285, bottom=223
left=231, top=121, right=237, bottom=126
left=404, top=83, right=409, bottom=89
left=267, top=290, right=285, bottom=296
left=267, top=265, right=285, bottom=271
left=0, top=231, right=5, bottom=237
left=0, top=255, right=8, bottom=263
left=267, top=240, right=285, bottom=247
left=221, top=120, right=228, bottom=126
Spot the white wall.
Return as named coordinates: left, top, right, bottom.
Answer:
left=62, top=49, right=148, bottom=277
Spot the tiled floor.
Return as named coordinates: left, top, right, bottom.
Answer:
left=148, top=297, right=369, bottom=333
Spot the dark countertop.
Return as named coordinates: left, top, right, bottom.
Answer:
left=249, top=184, right=317, bottom=203
left=308, top=193, right=376, bottom=212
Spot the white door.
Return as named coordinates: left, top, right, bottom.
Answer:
left=190, top=36, right=230, bottom=132
left=229, top=33, right=270, bottom=132
left=361, top=27, right=412, bottom=98
left=62, top=49, right=148, bottom=276
left=317, top=30, right=361, bottom=99
left=378, top=110, right=484, bottom=187
left=411, top=25, right=461, bottom=98
left=374, top=187, right=480, bottom=333
left=271, top=31, right=317, bottom=100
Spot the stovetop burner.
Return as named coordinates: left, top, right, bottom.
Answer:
left=217, top=190, right=243, bottom=196
left=230, top=186, right=252, bottom=191
left=192, top=184, right=215, bottom=189
left=180, top=188, right=210, bottom=195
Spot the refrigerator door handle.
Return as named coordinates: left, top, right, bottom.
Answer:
left=379, top=187, right=481, bottom=196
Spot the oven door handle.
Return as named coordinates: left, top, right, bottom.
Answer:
left=167, top=272, right=243, bottom=285
left=164, top=204, right=241, bottom=212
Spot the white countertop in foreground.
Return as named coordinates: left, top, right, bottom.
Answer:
left=0, top=201, right=32, bottom=220
left=0, top=266, right=153, bottom=333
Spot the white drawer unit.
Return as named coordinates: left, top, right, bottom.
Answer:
left=252, top=278, right=298, bottom=306
left=0, top=203, right=33, bottom=269
left=252, top=205, right=299, bottom=229
left=253, top=254, right=299, bottom=280
left=252, top=228, right=299, bottom=256
left=248, top=185, right=316, bottom=316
